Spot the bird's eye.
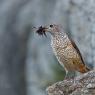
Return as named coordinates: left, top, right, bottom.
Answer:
left=50, top=25, right=53, bottom=28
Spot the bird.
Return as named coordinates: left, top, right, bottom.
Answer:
left=36, top=24, right=91, bottom=79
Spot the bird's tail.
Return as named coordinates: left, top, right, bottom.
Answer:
left=80, top=65, right=91, bottom=73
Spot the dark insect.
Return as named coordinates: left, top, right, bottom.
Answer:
left=36, top=26, right=47, bottom=36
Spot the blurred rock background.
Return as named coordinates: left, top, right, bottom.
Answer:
left=0, top=0, right=95, bottom=95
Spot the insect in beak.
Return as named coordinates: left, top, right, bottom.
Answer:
left=36, top=26, right=47, bottom=37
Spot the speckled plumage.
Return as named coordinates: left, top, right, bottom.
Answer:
left=51, top=32, right=86, bottom=73
left=36, top=24, right=90, bottom=78
left=49, top=25, right=90, bottom=74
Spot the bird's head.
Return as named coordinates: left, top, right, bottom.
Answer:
left=36, top=24, right=63, bottom=36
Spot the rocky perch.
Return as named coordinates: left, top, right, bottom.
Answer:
left=46, top=70, right=95, bottom=95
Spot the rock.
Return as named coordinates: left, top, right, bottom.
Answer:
left=46, top=70, right=95, bottom=95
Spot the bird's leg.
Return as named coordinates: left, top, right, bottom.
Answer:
left=64, top=70, right=76, bottom=80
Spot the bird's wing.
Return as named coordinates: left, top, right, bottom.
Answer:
left=70, top=37, right=91, bottom=71
left=68, top=36, right=85, bottom=65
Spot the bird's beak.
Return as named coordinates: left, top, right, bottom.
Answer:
left=43, top=25, right=50, bottom=32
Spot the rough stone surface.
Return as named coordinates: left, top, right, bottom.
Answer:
left=46, top=70, right=95, bottom=95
